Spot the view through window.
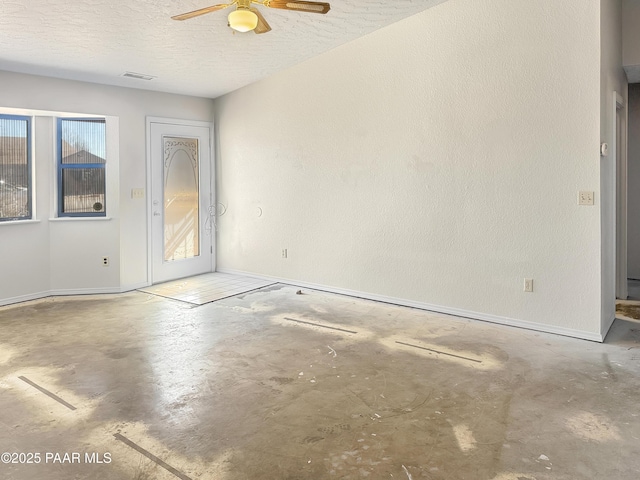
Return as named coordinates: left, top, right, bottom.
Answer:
left=58, top=118, right=106, bottom=217
left=0, top=115, right=31, bottom=222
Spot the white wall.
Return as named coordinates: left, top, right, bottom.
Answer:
left=628, top=84, right=640, bottom=279
left=0, top=71, right=214, bottom=304
left=215, top=0, right=605, bottom=339
left=623, top=0, right=640, bottom=67
left=600, top=0, right=626, bottom=336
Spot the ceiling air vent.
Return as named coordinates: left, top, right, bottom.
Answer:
left=121, top=72, right=156, bottom=81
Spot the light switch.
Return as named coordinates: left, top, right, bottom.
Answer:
left=131, top=188, right=145, bottom=199
left=578, top=191, right=594, bottom=206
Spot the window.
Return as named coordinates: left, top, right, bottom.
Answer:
left=58, top=118, right=106, bottom=217
left=0, top=115, right=32, bottom=222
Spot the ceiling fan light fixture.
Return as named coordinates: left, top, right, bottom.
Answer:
left=228, top=9, right=258, bottom=32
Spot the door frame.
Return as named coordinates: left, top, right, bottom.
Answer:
left=614, top=92, right=628, bottom=300
left=145, top=116, right=215, bottom=285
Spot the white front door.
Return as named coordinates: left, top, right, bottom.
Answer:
left=149, top=120, right=214, bottom=284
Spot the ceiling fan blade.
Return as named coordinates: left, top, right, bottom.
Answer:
left=264, top=0, right=330, bottom=14
left=172, top=2, right=235, bottom=21
left=251, top=8, right=272, bottom=34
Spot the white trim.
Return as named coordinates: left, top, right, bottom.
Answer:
left=614, top=90, right=628, bottom=300
left=0, top=106, right=105, bottom=119
left=146, top=117, right=213, bottom=129
left=0, top=219, right=42, bottom=226
left=48, top=287, right=123, bottom=296
left=0, top=291, right=51, bottom=307
left=48, top=217, right=112, bottom=222
left=0, top=283, right=153, bottom=308
left=217, top=267, right=604, bottom=343
left=50, top=116, right=58, bottom=220
left=212, top=118, right=220, bottom=275
left=145, top=118, right=153, bottom=287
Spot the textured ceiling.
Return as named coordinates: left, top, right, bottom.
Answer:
left=0, top=0, right=448, bottom=99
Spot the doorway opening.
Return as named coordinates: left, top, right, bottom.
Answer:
left=615, top=92, right=628, bottom=301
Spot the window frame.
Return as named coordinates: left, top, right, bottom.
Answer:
left=0, top=114, right=33, bottom=222
left=56, top=117, right=107, bottom=218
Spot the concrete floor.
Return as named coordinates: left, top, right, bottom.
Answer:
left=1, top=284, right=640, bottom=480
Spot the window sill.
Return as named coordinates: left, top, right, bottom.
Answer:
left=49, top=217, right=112, bottom=222
left=0, top=219, right=42, bottom=226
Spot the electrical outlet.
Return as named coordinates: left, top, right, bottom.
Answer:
left=102, top=257, right=109, bottom=267
left=524, top=278, right=533, bottom=293
left=282, top=249, right=288, bottom=259
left=578, top=191, right=594, bottom=206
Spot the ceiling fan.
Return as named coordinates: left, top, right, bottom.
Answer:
left=172, top=0, right=331, bottom=35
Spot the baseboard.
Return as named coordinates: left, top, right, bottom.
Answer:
left=48, top=287, right=124, bottom=296
left=0, top=291, right=52, bottom=308
left=0, top=283, right=149, bottom=308
left=217, top=268, right=604, bottom=342
left=1, top=271, right=605, bottom=343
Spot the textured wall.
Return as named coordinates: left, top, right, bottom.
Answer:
left=623, top=0, right=640, bottom=67
left=628, top=84, right=640, bottom=279
left=215, top=0, right=604, bottom=338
